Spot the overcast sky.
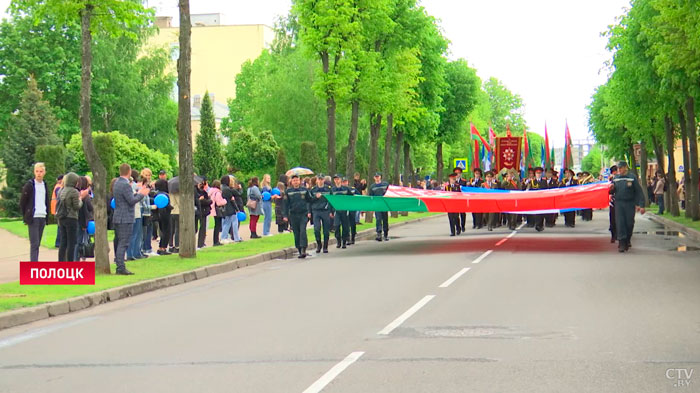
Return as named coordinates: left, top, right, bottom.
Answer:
left=1, top=0, right=630, bottom=147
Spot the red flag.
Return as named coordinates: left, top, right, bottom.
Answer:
left=544, top=123, right=550, bottom=169
left=523, top=125, right=530, bottom=168
left=470, top=123, right=492, bottom=152
left=564, top=121, right=574, bottom=169
left=489, top=127, right=496, bottom=149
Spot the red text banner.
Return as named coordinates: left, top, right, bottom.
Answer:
left=20, top=262, right=95, bottom=285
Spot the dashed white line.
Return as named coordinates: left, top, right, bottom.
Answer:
left=471, top=250, right=493, bottom=264
left=438, top=267, right=471, bottom=288
left=495, top=238, right=508, bottom=246
left=302, top=351, right=364, bottom=393
left=517, top=222, right=526, bottom=230
left=377, top=295, right=435, bottom=335
left=506, top=230, right=517, bottom=239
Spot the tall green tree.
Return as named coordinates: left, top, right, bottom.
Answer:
left=435, top=59, right=480, bottom=182
left=194, top=92, right=225, bottom=179
left=1, top=76, right=60, bottom=215
left=14, top=0, right=154, bottom=273
left=294, top=0, right=361, bottom=174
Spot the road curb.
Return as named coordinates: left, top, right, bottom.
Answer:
left=0, top=213, right=441, bottom=331
left=646, top=212, right=700, bottom=243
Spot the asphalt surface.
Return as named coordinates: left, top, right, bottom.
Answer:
left=0, top=210, right=698, bottom=393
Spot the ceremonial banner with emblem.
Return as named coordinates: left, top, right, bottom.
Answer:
left=496, top=136, right=522, bottom=171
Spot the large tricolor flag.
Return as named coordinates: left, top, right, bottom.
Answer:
left=324, top=183, right=610, bottom=213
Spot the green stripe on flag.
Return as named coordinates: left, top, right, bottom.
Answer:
left=324, top=195, right=429, bottom=212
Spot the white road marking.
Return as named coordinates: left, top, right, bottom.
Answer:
left=438, top=268, right=471, bottom=288
left=495, top=238, right=508, bottom=246
left=0, top=317, right=97, bottom=349
left=507, top=231, right=517, bottom=239
left=517, top=222, right=526, bottom=230
left=471, top=249, right=493, bottom=264
left=378, top=295, right=435, bottom=335
left=302, top=351, right=364, bottom=393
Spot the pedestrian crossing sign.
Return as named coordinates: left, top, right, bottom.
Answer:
left=453, top=158, right=468, bottom=170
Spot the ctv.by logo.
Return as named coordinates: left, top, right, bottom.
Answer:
left=666, top=368, right=693, bottom=388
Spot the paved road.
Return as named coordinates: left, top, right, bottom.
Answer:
left=0, top=210, right=698, bottom=393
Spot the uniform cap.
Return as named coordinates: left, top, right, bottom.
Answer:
left=333, top=174, right=343, bottom=179
left=316, top=173, right=325, bottom=178
left=617, top=161, right=628, bottom=168
left=473, top=168, right=483, bottom=175
left=453, top=167, right=463, bottom=173
left=448, top=173, right=458, bottom=178
left=534, top=167, right=544, bottom=173
left=374, top=172, right=382, bottom=177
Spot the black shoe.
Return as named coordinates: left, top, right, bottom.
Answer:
left=461, top=227, right=466, bottom=232
left=301, top=247, right=307, bottom=258
left=126, top=257, right=136, bottom=261
left=251, top=233, right=261, bottom=239
left=116, top=269, right=134, bottom=275
left=316, top=245, right=322, bottom=253
left=214, top=242, right=223, bottom=247
left=323, top=248, right=328, bottom=253
left=376, top=236, right=382, bottom=242
left=336, top=241, right=342, bottom=248
left=488, top=227, right=493, bottom=231
left=536, top=226, right=544, bottom=232
left=618, top=247, right=626, bottom=253
left=450, top=233, right=456, bottom=237
left=157, top=249, right=171, bottom=255
left=625, top=242, right=631, bottom=251
left=384, top=236, right=389, bottom=241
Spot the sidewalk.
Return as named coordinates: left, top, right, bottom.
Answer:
left=0, top=214, right=373, bottom=284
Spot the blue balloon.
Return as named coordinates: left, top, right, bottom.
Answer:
left=262, top=191, right=271, bottom=201
left=87, top=220, right=95, bottom=235
left=271, top=188, right=281, bottom=196
left=110, top=198, right=115, bottom=209
left=154, top=193, right=169, bottom=209
left=237, top=211, right=247, bottom=222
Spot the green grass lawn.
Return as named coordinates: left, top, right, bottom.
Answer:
left=0, top=220, right=115, bottom=249
left=0, top=212, right=438, bottom=313
left=657, top=210, right=700, bottom=232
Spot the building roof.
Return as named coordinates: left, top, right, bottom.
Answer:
left=191, top=100, right=230, bottom=121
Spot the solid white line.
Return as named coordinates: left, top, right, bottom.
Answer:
left=377, top=295, right=435, bottom=335
left=438, top=267, right=471, bottom=288
left=495, top=238, right=508, bottom=246
left=471, top=249, right=493, bottom=264
left=302, top=351, right=364, bottom=393
left=517, top=222, right=526, bottom=230
left=506, top=231, right=517, bottom=239
left=0, top=317, right=97, bottom=349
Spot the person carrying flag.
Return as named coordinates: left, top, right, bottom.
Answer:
left=446, top=173, right=462, bottom=236
left=369, top=172, right=390, bottom=241
left=500, top=169, right=520, bottom=230
left=482, top=171, right=499, bottom=231
left=561, top=169, right=578, bottom=227
left=525, top=167, right=548, bottom=232
left=453, top=167, right=468, bottom=231
left=469, top=168, right=484, bottom=229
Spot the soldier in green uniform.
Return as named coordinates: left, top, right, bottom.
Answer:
left=610, top=161, right=645, bottom=252
left=343, top=177, right=359, bottom=245
left=311, top=173, right=333, bottom=254
left=369, top=172, right=390, bottom=241
left=331, top=174, right=353, bottom=249
left=282, top=175, right=313, bottom=258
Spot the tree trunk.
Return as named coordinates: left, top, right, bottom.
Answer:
left=393, top=131, right=403, bottom=186
left=640, top=140, right=649, bottom=207
left=368, top=112, right=381, bottom=181
left=79, top=5, right=109, bottom=274
left=384, top=114, right=393, bottom=180
left=678, top=107, right=691, bottom=217
left=663, top=115, right=679, bottom=216
left=403, top=141, right=411, bottom=187
left=177, top=0, right=196, bottom=257
left=628, top=143, right=637, bottom=179
left=320, top=51, right=336, bottom=175
left=436, top=141, right=444, bottom=183
left=651, top=134, right=664, bottom=174
left=685, top=96, right=699, bottom=220
left=346, top=100, right=359, bottom=178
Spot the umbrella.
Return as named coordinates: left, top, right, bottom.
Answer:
left=285, top=167, right=314, bottom=177
left=168, top=175, right=203, bottom=194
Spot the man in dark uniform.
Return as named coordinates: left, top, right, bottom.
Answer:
left=561, top=168, right=578, bottom=227
left=283, top=175, right=313, bottom=258
left=454, top=167, right=468, bottom=232
left=369, top=172, right=390, bottom=241
left=545, top=168, right=560, bottom=227
left=343, top=177, right=359, bottom=245
left=469, top=168, right=484, bottom=229
left=526, top=167, right=548, bottom=232
left=500, top=169, right=520, bottom=230
left=311, top=173, right=333, bottom=254
left=579, top=171, right=595, bottom=221
left=521, top=168, right=536, bottom=227
left=610, top=161, right=644, bottom=252
left=608, top=165, right=618, bottom=243
left=446, top=173, right=461, bottom=236
left=482, top=171, right=499, bottom=231
left=331, top=174, right=353, bottom=249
